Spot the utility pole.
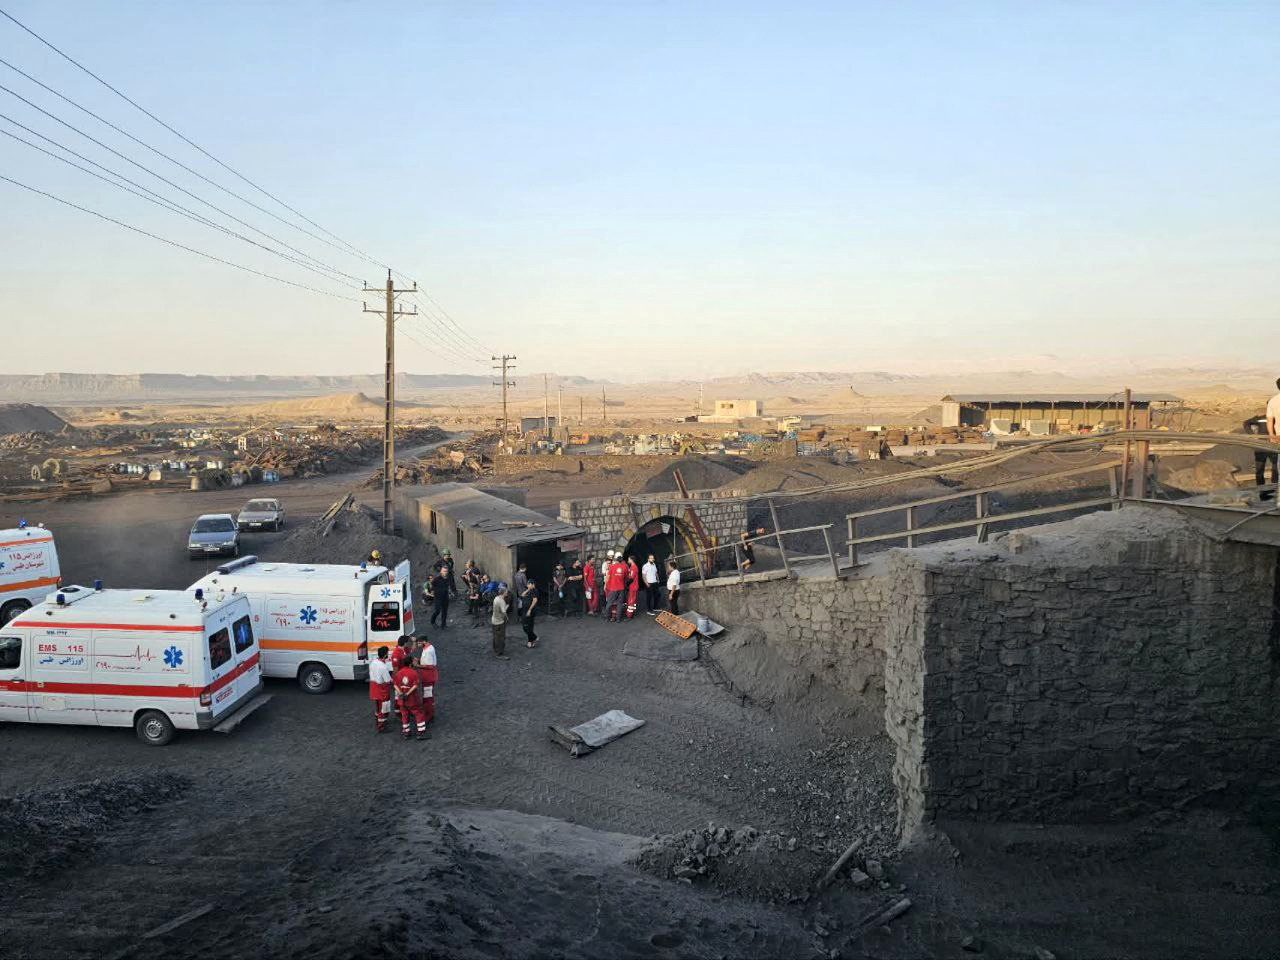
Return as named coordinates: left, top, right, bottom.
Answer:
left=492, top=355, right=516, bottom=440
left=362, top=270, right=417, bottom=535
left=543, top=374, right=550, bottom=435
left=578, top=396, right=584, bottom=424
left=601, top=385, right=607, bottom=423
left=557, top=384, right=564, bottom=440
left=697, top=381, right=704, bottom=419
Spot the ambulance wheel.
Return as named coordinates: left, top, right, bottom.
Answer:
left=0, top=599, right=31, bottom=625
left=135, top=710, right=176, bottom=746
left=298, top=663, right=333, bottom=695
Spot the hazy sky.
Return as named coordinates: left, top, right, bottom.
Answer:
left=0, top=0, right=1276, bottom=380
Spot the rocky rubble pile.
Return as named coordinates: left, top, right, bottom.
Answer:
left=633, top=820, right=899, bottom=904
left=0, top=773, right=189, bottom=879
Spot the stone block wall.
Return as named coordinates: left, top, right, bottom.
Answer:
left=559, top=492, right=748, bottom=559
left=885, top=508, right=1280, bottom=835
left=684, top=559, right=892, bottom=701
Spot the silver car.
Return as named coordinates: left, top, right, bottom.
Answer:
left=188, top=514, right=240, bottom=559
left=237, top=498, right=285, bottom=531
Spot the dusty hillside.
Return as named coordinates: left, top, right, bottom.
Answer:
left=0, top=403, right=69, bottom=434
left=234, top=391, right=431, bottom=421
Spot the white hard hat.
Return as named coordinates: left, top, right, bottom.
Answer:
left=607, top=550, right=615, bottom=558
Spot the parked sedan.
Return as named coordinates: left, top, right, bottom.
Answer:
left=237, top=498, right=285, bottom=531
left=188, top=514, right=240, bottom=559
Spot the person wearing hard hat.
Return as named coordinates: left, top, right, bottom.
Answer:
left=368, top=646, right=394, bottom=734
left=367, top=548, right=384, bottom=567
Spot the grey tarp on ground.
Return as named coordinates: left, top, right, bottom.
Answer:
left=683, top=610, right=724, bottom=637
left=549, top=710, right=645, bottom=757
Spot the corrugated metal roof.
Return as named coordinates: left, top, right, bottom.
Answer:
left=941, top=393, right=1181, bottom=405
left=400, top=483, right=585, bottom=547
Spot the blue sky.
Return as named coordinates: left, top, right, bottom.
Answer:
left=0, top=0, right=1276, bottom=379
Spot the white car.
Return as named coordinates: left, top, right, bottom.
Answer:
left=237, top=498, right=285, bottom=531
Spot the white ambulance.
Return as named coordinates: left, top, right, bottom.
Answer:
left=0, top=583, right=269, bottom=745
left=0, top=523, right=61, bottom=625
left=189, top=555, right=413, bottom=694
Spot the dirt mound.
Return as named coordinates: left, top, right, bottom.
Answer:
left=641, top=456, right=754, bottom=493
left=258, top=500, right=440, bottom=585
left=0, top=774, right=188, bottom=879
left=1162, top=459, right=1242, bottom=494
left=709, top=625, right=872, bottom=734
left=239, top=391, right=429, bottom=420
left=0, top=402, right=68, bottom=434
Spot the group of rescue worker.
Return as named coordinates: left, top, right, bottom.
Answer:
left=366, top=634, right=437, bottom=740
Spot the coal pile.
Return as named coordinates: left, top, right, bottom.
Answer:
left=0, top=773, right=188, bottom=879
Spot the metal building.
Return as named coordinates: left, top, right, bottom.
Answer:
left=939, top=393, right=1180, bottom=433
left=396, top=483, right=585, bottom=588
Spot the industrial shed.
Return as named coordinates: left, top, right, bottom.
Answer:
left=396, top=483, right=585, bottom=588
left=940, top=393, right=1180, bottom=433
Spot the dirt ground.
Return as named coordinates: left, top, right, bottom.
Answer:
left=2, top=454, right=1277, bottom=959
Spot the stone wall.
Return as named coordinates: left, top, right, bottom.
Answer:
left=684, top=558, right=892, bottom=701
left=493, top=453, right=678, bottom=476
left=885, top=508, right=1280, bottom=836
left=559, top=492, right=748, bottom=559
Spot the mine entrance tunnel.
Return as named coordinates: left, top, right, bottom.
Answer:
left=622, top=515, right=692, bottom=570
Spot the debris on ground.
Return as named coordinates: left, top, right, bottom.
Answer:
left=623, top=633, right=699, bottom=661
left=549, top=709, right=645, bottom=757
left=258, top=499, right=440, bottom=580
left=0, top=774, right=188, bottom=879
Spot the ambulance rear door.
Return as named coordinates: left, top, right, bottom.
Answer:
left=366, top=580, right=405, bottom=648
left=0, top=630, right=29, bottom=722
left=203, top=615, right=239, bottom=722
left=227, top=603, right=261, bottom=705
left=391, top=560, right=414, bottom=634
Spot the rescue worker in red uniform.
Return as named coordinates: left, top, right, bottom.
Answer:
left=368, top=645, right=393, bottom=733
left=391, top=634, right=413, bottom=671
left=393, top=661, right=429, bottom=740
left=413, top=635, right=439, bottom=728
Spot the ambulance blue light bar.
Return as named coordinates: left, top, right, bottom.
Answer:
left=216, top=555, right=259, bottom=575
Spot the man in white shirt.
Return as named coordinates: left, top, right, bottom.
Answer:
left=665, top=560, right=682, bottom=615
left=368, top=646, right=394, bottom=734
left=641, top=554, right=661, bottom=615
left=491, top=589, right=511, bottom=660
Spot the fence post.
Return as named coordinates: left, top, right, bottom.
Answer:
left=821, top=526, right=840, bottom=578
left=768, top=498, right=791, bottom=578
left=733, top=543, right=745, bottom=583
left=905, top=505, right=917, bottom=548
left=848, top=516, right=859, bottom=567
left=975, top=492, right=989, bottom=543
left=1109, top=465, right=1121, bottom=509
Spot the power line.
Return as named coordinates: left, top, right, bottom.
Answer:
left=0, top=117, right=358, bottom=287
left=0, top=80, right=367, bottom=284
left=0, top=11, right=384, bottom=266
left=405, top=295, right=489, bottom=363
left=0, top=171, right=359, bottom=301
left=0, top=55, right=383, bottom=275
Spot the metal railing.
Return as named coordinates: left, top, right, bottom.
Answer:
left=845, top=460, right=1123, bottom=566
left=658, top=520, right=844, bottom=584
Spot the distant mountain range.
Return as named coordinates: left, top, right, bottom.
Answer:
left=1, top=366, right=1272, bottom=403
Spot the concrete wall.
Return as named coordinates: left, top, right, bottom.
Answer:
left=884, top=508, right=1280, bottom=836
left=683, top=559, right=892, bottom=701
left=560, top=492, right=749, bottom=561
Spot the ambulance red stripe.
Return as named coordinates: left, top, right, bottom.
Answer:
left=0, top=536, right=53, bottom=548
left=0, top=575, right=60, bottom=594
left=11, top=620, right=204, bottom=632
left=1, top=653, right=260, bottom=698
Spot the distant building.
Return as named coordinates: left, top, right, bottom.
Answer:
left=520, top=415, right=558, bottom=434
left=699, top=399, right=764, bottom=424
left=939, top=393, right=1181, bottom=432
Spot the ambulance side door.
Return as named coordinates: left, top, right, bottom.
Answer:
left=0, top=631, right=29, bottom=722
left=393, top=560, right=413, bottom=633
left=229, top=609, right=261, bottom=703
